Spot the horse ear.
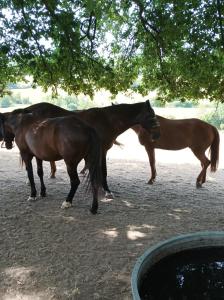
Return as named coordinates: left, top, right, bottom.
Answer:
left=146, top=99, right=155, bottom=111
left=145, top=99, right=151, bottom=108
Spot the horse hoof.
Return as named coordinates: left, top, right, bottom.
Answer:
left=61, top=201, right=72, bottom=209
left=147, top=180, right=155, bottom=185
left=196, top=182, right=203, bottom=188
left=27, top=196, right=37, bottom=202
left=49, top=175, right=56, bottom=179
left=105, top=191, right=114, bottom=199
left=40, top=193, right=47, bottom=198
left=90, top=208, right=97, bottom=214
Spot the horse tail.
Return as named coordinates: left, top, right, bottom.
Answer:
left=19, top=155, right=24, bottom=167
left=85, top=128, right=102, bottom=190
left=210, top=126, right=220, bottom=172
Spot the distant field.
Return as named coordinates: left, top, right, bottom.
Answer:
left=10, top=87, right=53, bottom=103
left=154, top=107, right=212, bottom=119
left=1, top=87, right=213, bottom=119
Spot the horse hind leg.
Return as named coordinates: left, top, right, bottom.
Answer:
left=61, top=162, right=80, bottom=209
left=192, top=149, right=210, bottom=188
left=36, top=158, right=46, bottom=197
left=22, top=153, right=37, bottom=201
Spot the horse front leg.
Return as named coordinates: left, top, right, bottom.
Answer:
left=22, top=153, right=37, bottom=201
left=61, top=162, right=80, bottom=209
left=146, top=147, right=157, bottom=184
left=102, top=152, right=114, bottom=199
left=36, top=158, right=46, bottom=197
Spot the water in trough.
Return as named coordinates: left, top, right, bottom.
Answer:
left=139, top=247, right=224, bottom=300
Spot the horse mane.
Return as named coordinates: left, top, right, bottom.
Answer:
left=12, top=108, right=32, bottom=115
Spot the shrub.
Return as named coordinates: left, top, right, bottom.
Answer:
left=22, top=97, right=31, bottom=104
left=47, top=95, right=94, bottom=110
left=202, top=104, right=224, bottom=129
left=167, top=100, right=197, bottom=108
left=220, top=124, right=224, bottom=130
left=151, top=99, right=165, bottom=107
left=0, top=94, right=31, bottom=107
left=67, top=102, right=77, bottom=111
left=0, top=96, right=11, bottom=108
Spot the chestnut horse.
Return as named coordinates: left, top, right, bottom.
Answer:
left=132, top=115, right=220, bottom=187
left=0, top=110, right=103, bottom=213
left=1, top=101, right=160, bottom=198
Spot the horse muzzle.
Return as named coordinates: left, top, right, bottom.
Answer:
left=1, top=141, right=14, bottom=149
left=6, top=142, right=13, bottom=149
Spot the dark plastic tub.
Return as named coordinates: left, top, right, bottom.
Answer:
left=131, top=231, right=224, bottom=300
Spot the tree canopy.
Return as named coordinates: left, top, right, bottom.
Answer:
left=0, top=0, right=224, bottom=101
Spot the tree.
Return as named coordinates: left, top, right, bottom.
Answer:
left=0, top=0, right=223, bottom=101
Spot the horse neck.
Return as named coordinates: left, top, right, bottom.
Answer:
left=105, top=103, right=144, bottom=136
left=6, top=114, right=33, bottom=135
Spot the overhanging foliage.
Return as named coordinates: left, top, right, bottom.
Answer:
left=0, top=0, right=223, bottom=101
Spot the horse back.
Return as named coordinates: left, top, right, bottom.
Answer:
left=25, top=116, right=92, bottom=161
left=25, top=102, right=72, bottom=119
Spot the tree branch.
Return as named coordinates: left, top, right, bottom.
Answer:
left=133, top=0, right=172, bottom=86
left=20, top=0, right=55, bottom=88
left=80, top=11, right=97, bottom=52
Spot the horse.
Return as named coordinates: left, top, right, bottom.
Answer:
left=0, top=109, right=103, bottom=214
left=132, top=115, right=220, bottom=187
left=0, top=100, right=160, bottom=198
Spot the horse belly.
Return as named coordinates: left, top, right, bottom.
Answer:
left=30, top=144, right=61, bottom=161
left=26, top=131, right=62, bottom=161
left=153, top=130, right=189, bottom=150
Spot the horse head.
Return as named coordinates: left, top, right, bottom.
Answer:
left=139, top=100, right=160, bottom=140
left=0, top=109, right=32, bottom=149
left=0, top=112, right=16, bottom=149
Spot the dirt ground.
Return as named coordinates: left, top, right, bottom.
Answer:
left=0, top=129, right=223, bottom=300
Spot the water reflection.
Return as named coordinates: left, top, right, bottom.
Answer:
left=140, top=247, right=224, bottom=300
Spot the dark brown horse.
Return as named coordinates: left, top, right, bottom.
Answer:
left=0, top=109, right=103, bottom=213
left=1, top=101, right=160, bottom=198
left=132, top=115, right=220, bottom=187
